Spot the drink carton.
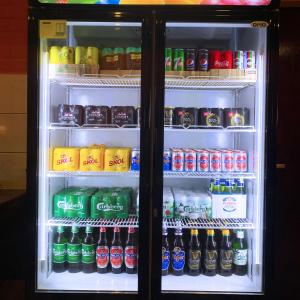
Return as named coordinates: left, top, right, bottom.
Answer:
left=53, top=147, right=80, bottom=171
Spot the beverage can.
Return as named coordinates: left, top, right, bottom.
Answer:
left=234, top=150, right=248, bottom=172
left=173, top=48, right=184, bottom=71
left=60, top=46, right=75, bottom=64
left=86, top=47, right=99, bottom=65
left=103, top=192, right=115, bottom=219
left=131, top=148, right=140, bottom=171
left=184, top=48, right=196, bottom=71
left=171, top=149, right=184, bottom=171
left=222, top=50, right=233, bottom=69
left=116, top=192, right=129, bottom=219
left=53, top=193, right=66, bottom=218
left=50, top=46, right=61, bottom=64
left=233, top=50, right=244, bottom=69
left=197, top=49, right=209, bottom=71
left=184, top=149, right=197, bottom=172
left=209, top=50, right=221, bottom=69
left=165, top=48, right=173, bottom=71
left=243, top=51, right=255, bottom=69
left=196, top=149, right=209, bottom=172
left=163, top=149, right=172, bottom=171
left=75, top=47, right=87, bottom=64
left=164, top=107, right=174, bottom=126
left=222, top=150, right=234, bottom=172
left=209, top=150, right=222, bottom=172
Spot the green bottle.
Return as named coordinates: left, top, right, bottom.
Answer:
left=235, top=179, right=245, bottom=194
left=212, top=179, right=222, bottom=194
left=82, top=226, right=96, bottom=273
left=67, top=225, right=81, bottom=273
left=52, top=226, right=67, bottom=273
left=233, top=230, right=248, bottom=276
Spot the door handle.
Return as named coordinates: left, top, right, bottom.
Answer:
left=276, top=163, right=286, bottom=169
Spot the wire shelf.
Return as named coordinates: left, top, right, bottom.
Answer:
left=49, top=123, right=140, bottom=131
left=163, top=171, right=255, bottom=179
left=47, top=171, right=139, bottom=178
left=164, top=218, right=254, bottom=229
left=48, top=215, right=139, bottom=228
left=164, top=125, right=256, bottom=133
left=51, top=76, right=255, bottom=90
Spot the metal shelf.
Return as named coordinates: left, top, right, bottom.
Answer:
left=164, top=171, right=255, bottom=179
left=164, top=125, right=256, bottom=133
left=48, top=215, right=139, bottom=228
left=50, top=76, right=255, bottom=90
left=49, top=123, right=140, bottom=131
left=47, top=171, right=139, bottom=178
left=164, top=218, right=254, bottom=229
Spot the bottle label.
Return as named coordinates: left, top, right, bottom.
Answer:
left=96, top=246, right=109, bottom=269
left=220, top=249, right=233, bottom=270
left=81, top=243, right=95, bottom=264
left=125, top=246, right=137, bottom=269
left=233, top=249, right=248, bottom=266
left=52, top=243, right=66, bottom=264
left=110, top=246, right=123, bottom=269
left=67, top=243, right=81, bottom=264
left=172, top=247, right=185, bottom=271
left=204, top=250, right=217, bottom=270
left=162, top=247, right=170, bottom=271
left=188, top=249, right=201, bottom=271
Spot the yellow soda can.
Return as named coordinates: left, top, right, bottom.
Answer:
left=86, top=47, right=99, bottom=65
left=75, top=46, right=87, bottom=64
left=59, top=46, right=75, bottom=64
left=49, top=46, right=61, bottom=64
left=53, top=147, right=80, bottom=171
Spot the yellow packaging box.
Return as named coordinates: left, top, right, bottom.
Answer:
left=79, top=144, right=105, bottom=172
left=52, top=147, right=80, bottom=171
left=104, top=147, right=131, bottom=172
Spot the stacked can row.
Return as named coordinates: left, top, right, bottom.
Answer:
left=165, top=48, right=255, bottom=72
left=131, top=148, right=247, bottom=172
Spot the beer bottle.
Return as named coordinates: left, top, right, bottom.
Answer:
left=203, top=229, right=218, bottom=276
left=219, top=229, right=233, bottom=276
left=67, top=225, right=81, bottom=273
left=81, top=226, right=96, bottom=273
left=188, top=229, right=201, bottom=276
left=110, top=227, right=123, bottom=274
left=223, top=179, right=232, bottom=194
left=235, top=179, right=245, bottom=194
left=162, top=226, right=170, bottom=276
left=96, top=227, right=109, bottom=274
left=213, top=179, right=222, bottom=194
left=52, top=226, right=67, bottom=273
left=172, top=228, right=185, bottom=276
left=125, top=227, right=137, bottom=274
left=233, top=230, right=248, bottom=276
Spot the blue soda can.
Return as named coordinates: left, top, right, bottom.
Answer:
left=131, top=148, right=140, bottom=171
left=163, top=149, right=172, bottom=171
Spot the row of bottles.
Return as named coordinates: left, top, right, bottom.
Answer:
left=162, top=228, right=248, bottom=276
left=52, top=226, right=137, bottom=274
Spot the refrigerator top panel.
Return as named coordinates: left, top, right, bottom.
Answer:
left=36, top=0, right=272, bottom=7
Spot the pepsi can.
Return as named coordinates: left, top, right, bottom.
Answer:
left=163, top=149, right=172, bottom=171
left=131, top=148, right=140, bottom=171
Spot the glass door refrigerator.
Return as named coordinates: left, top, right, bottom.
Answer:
left=27, top=0, right=278, bottom=298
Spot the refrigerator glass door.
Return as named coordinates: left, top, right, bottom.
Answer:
left=37, top=21, right=142, bottom=292
left=161, top=22, right=267, bottom=294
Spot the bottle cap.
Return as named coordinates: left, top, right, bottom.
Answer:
left=85, top=226, right=93, bottom=233
left=100, top=227, right=106, bottom=233
left=71, top=225, right=79, bottom=233
left=222, top=229, right=230, bottom=236
left=114, top=47, right=125, bottom=55
left=175, top=228, right=183, bottom=235
left=191, top=229, right=198, bottom=235
left=57, top=226, right=64, bottom=233
left=237, top=230, right=244, bottom=239
left=128, top=227, right=135, bottom=233
left=207, top=229, right=214, bottom=236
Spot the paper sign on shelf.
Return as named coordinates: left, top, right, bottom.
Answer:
left=40, top=20, right=67, bottom=39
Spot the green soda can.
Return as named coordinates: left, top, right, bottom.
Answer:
left=53, top=193, right=66, bottom=218
left=116, top=192, right=129, bottom=219
left=173, top=48, right=184, bottom=71
left=165, top=48, right=173, bottom=71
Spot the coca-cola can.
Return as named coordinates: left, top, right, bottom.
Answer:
left=184, top=149, right=197, bottom=172
left=221, top=150, right=234, bottom=172
left=196, top=149, right=209, bottom=172
left=234, top=150, right=248, bottom=172
left=209, top=150, right=222, bottom=172
left=171, top=148, right=184, bottom=172
left=222, top=50, right=233, bottom=69
left=209, top=50, right=222, bottom=69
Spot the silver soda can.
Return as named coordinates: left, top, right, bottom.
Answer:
left=171, top=148, right=184, bottom=171
left=243, top=51, right=255, bottom=69
left=233, top=50, right=244, bottom=69
left=209, top=150, right=222, bottom=172
left=196, top=149, right=209, bottom=172
left=221, top=150, right=234, bottom=172
left=234, top=150, right=248, bottom=172
left=184, top=149, right=197, bottom=172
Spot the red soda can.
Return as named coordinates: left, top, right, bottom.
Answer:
left=184, top=149, right=197, bottom=172
left=221, top=150, right=234, bottom=172
left=221, top=50, right=233, bottom=69
left=196, top=149, right=209, bottom=172
left=209, top=150, right=222, bottom=172
left=209, top=50, right=222, bottom=69
left=172, top=148, right=184, bottom=171
left=234, top=150, right=248, bottom=172
left=233, top=51, right=244, bottom=69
